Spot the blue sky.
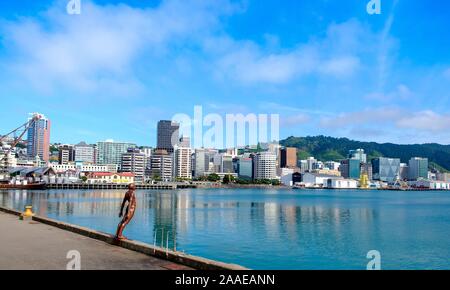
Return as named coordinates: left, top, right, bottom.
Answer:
left=0, top=0, right=449, bottom=146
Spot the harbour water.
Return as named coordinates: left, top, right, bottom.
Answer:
left=1, top=188, right=449, bottom=270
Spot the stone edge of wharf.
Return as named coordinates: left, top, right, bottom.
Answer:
left=0, top=206, right=249, bottom=271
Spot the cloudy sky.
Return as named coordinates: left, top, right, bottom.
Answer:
left=0, top=0, right=449, bottom=146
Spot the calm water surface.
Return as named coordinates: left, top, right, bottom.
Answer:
left=1, top=188, right=449, bottom=270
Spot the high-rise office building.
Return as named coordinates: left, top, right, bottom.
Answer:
left=174, top=137, right=192, bottom=180
left=157, top=120, right=180, bottom=153
left=58, top=144, right=75, bottom=165
left=237, top=156, right=253, bottom=180
left=96, top=140, right=136, bottom=166
left=340, top=159, right=361, bottom=179
left=121, top=148, right=145, bottom=183
left=255, top=152, right=277, bottom=180
left=408, top=157, right=428, bottom=181
left=280, top=147, right=298, bottom=168
left=399, top=163, right=409, bottom=180
left=372, top=157, right=401, bottom=183
left=221, top=154, right=234, bottom=173
left=348, top=149, right=367, bottom=164
left=150, top=150, right=173, bottom=182
left=27, top=113, right=51, bottom=162
left=193, top=149, right=209, bottom=178
left=74, top=142, right=96, bottom=164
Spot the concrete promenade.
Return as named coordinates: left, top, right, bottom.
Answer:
left=0, top=212, right=192, bottom=270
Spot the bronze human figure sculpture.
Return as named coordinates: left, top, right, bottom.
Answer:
left=115, top=183, right=137, bottom=240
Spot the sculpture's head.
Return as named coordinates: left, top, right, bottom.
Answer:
left=128, top=183, right=136, bottom=191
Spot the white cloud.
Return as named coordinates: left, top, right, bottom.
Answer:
left=365, top=84, right=413, bottom=102
left=281, top=114, right=310, bottom=127
left=320, top=108, right=401, bottom=129
left=396, top=111, right=450, bottom=132
left=318, top=56, right=360, bottom=77
left=211, top=19, right=373, bottom=85
left=0, top=0, right=240, bottom=95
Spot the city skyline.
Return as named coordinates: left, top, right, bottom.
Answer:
left=0, top=0, right=449, bottom=145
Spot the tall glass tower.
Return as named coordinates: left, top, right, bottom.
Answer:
left=27, top=113, right=51, bottom=162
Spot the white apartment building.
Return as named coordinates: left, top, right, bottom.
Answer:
left=175, top=147, right=192, bottom=179
left=151, top=152, right=173, bottom=182
left=255, top=152, right=277, bottom=180
left=121, top=148, right=145, bottom=183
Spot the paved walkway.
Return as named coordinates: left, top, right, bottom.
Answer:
left=0, top=212, right=192, bottom=270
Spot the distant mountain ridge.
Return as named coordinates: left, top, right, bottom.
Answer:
left=280, top=136, right=450, bottom=172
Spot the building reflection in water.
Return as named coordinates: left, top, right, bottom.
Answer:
left=0, top=189, right=378, bottom=262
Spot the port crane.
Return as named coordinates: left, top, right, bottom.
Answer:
left=0, top=113, right=42, bottom=172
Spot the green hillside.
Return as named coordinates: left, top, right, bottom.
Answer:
left=280, top=136, right=450, bottom=172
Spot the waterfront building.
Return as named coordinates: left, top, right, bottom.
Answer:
left=193, top=149, right=207, bottom=178
left=372, top=157, right=401, bottom=183
left=58, top=144, right=75, bottom=165
left=96, top=140, right=136, bottom=166
left=0, top=144, right=17, bottom=168
left=325, top=161, right=340, bottom=171
left=408, top=157, right=428, bottom=181
left=86, top=172, right=135, bottom=184
left=151, top=150, right=173, bottom=182
left=139, top=147, right=153, bottom=178
left=221, top=154, right=234, bottom=173
left=306, top=157, right=317, bottom=172
left=255, top=152, right=277, bottom=180
left=301, top=172, right=342, bottom=188
left=237, top=156, right=253, bottom=180
left=312, top=168, right=341, bottom=177
left=121, top=148, right=145, bottom=183
left=437, top=173, right=450, bottom=182
left=157, top=120, right=180, bottom=153
left=27, top=113, right=51, bottom=162
left=51, top=163, right=115, bottom=173
left=298, top=160, right=308, bottom=173
left=74, top=142, right=96, bottom=164
left=15, top=159, right=35, bottom=168
left=340, top=159, right=361, bottom=179
left=278, top=168, right=295, bottom=186
left=325, top=179, right=358, bottom=189
left=399, top=163, right=409, bottom=180
left=192, top=149, right=218, bottom=178
left=175, top=146, right=192, bottom=180
left=105, top=164, right=119, bottom=173
left=8, top=167, right=56, bottom=184
left=360, top=162, right=373, bottom=181
left=280, top=147, right=297, bottom=168
left=348, top=149, right=367, bottom=164
left=408, top=180, right=450, bottom=190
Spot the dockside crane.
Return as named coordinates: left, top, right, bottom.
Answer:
left=0, top=113, right=42, bottom=172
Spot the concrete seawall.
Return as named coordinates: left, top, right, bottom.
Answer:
left=0, top=206, right=248, bottom=271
